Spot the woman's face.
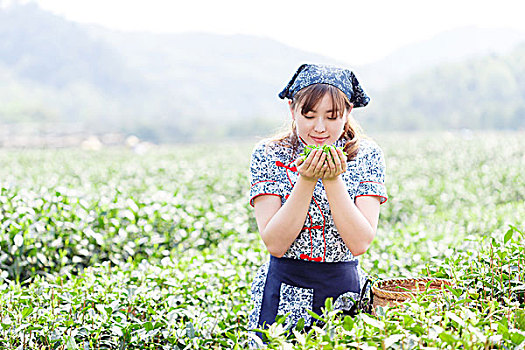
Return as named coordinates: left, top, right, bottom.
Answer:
left=291, top=93, right=350, bottom=146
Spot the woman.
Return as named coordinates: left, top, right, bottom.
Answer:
left=248, top=63, right=387, bottom=339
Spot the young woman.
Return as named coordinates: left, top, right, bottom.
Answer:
left=248, top=63, right=387, bottom=338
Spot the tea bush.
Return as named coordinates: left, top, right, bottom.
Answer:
left=0, top=132, right=523, bottom=349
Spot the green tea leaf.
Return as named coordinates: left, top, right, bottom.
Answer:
left=21, top=306, right=33, bottom=319
left=510, top=332, right=525, bottom=346
left=324, top=297, right=333, bottom=311
left=343, top=316, right=354, bottom=331
left=144, top=321, right=153, bottom=331
left=275, top=313, right=288, bottom=325
left=295, top=317, right=305, bottom=331
left=439, top=332, right=457, bottom=344
left=504, top=228, right=513, bottom=243
left=307, top=309, right=325, bottom=322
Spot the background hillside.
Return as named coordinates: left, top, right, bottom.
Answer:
left=0, top=3, right=524, bottom=143
left=363, top=43, right=525, bottom=131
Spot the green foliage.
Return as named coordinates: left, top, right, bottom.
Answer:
left=429, top=225, right=525, bottom=307
left=0, top=145, right=253, bottom=282
left=299, top=145, right=347, bottom=162
left=0, top=132, right=524, bottom=348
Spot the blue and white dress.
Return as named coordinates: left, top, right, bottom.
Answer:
left=248, top=136, right=388, bottom=333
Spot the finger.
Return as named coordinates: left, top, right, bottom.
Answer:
left=317, top=163, right=329, bottom=179
left=301, top=150, right=320, bottom=177
left=310, top=156, right=325, bottom=178
left=337, top=148, right=347, bottom=172
left=302, top=149, right=316, bottom=168
left=306, top=149, right=319, bottom=168
left=331, top=147, right=342, bottom=171
left=322, top=159, right=337, bottom=179
left=314, top=148, right=324, bottom=162
left=337, top=147, right=346, bottom=160
left=320, top=166, right=329, bottom=179
left=295, top=157, right=304, bottom=167
left=321, top=166, right=332, bottom=179
left=314, top=151, right=327, bottom=173
left=326, top=148, right=337, bottom=171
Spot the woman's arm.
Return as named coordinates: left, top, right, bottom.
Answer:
left=322, top=147, right=381, bottom=256
left=253, top=149, right=327, bottom=257
left=322, top=178, right=380, bottom=256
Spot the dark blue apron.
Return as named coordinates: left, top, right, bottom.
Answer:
left=257, top=255, right=360, bottom=334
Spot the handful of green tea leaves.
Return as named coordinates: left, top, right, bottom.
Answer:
left=299, top=144, right=347, bottom=162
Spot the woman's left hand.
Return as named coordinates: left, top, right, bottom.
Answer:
left=322, top=147, right=347, bottom=181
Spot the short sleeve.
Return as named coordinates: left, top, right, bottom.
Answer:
left=356, top=143, right=388, bottom=204
left=249, top=143, right=282, bottom=207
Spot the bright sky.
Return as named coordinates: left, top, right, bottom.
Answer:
left=30, top=0, right=525, bottom=65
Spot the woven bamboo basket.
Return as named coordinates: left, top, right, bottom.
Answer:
left=371, top=277, right=454, bottom=312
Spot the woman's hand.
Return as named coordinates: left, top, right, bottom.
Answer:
left=295, top=148, right=327, bottom=182
left=322, top=147, right=347, bottom=181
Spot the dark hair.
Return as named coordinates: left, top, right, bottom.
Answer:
left=270, top=84, right=362, bottom=160
left=291, top=83, right=349, bottom=119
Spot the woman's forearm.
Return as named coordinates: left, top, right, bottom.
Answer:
left=322, top=177, right=375, bottom=256
left=260, top=176, right=317, bottom=257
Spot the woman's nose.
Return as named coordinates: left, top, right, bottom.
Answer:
left=314, top=118, right=326, bottom=132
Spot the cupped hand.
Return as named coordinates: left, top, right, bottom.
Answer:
left=295, top=148, right=327, bottom=182
left=322, top=147, right=347, bottom=181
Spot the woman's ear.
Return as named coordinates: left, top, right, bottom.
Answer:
left=344, top=104, right=354, bottom=119
left=289, top=100, right=295, bottom=120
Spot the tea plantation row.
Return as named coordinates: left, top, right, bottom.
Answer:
left=0, top=132, right=523, bottom=349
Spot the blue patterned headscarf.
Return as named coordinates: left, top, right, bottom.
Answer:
left=278, top=63, right=370, bottom=108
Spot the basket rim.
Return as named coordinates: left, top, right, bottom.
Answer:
left=371, top=277, right=455, bottom=297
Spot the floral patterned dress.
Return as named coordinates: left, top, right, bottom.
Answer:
left=248, top=136, right=387, bottom=333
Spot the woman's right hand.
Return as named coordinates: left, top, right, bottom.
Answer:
left=295, top=148, right=327, bottom=182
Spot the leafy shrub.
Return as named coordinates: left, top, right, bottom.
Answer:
left=0, top=132, right=524, bottom=348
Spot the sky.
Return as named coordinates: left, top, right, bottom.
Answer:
left=22, top=0, right=525, bottom=65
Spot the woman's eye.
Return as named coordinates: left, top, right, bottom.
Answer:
left=327, top=113, right=342, bottom=120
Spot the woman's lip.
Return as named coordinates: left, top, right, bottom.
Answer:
left=311, top=136, right=328, bottom=143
